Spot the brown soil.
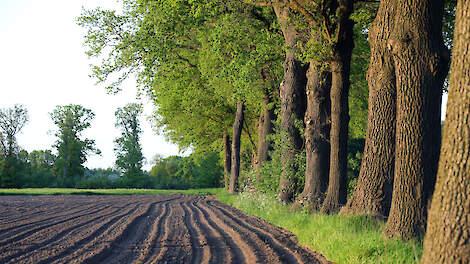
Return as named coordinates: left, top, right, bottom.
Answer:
left=0, top=194, right=330, bottom=264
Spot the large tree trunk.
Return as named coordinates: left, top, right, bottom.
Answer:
left=274, top=5, right=308, bottom=203
left=340, top=0, right=397, bottom=217
left=421, top=0, right=470, bottom=260
left=295, top=62, right=331, bottom=210
left=384, top=0, right=449, bottom=240
left=229, top=101, right=245, bottom=194
left=223, top=132, right=231, bottom=190
left=320, top=0, right=354, bottom=214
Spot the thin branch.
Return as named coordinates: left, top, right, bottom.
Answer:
left=242, top=117, right=257, bottom=153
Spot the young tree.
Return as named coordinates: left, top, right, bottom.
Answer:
left=51, top=104, right=100, bottom=187
left=421, top=0, right=470, bottom=261
left=0, top=104, right=29, bottom=187
left=0, top=104, right=29, bottom=157
left=114, top=103, right=146, bottom=187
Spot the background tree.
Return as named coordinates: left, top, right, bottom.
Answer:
left=114, top=103, right=147, bottom=187
left=421, top=0, right=470, bottom=261
left=51, top=104, right=100, bottom=187
left=0, top=104, right=28, bottom=158
left=0, top=104, right=29, bottom=187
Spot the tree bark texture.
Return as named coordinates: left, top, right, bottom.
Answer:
left=320, top=0, right=354, bottom=214
left=229, top=101, right=245, bottom=194
left=295, top=62, right=331, bottom=210
left=223, top=132, right=232, bottom=190
left=255, top=85, right=275, bottom=170
left=384, top=0, right=449, bottom=240
left=274, top=5, right=308, bottom=203
left=340, top=0, right=397, bottom=217
left=421, top=0, right=470, bottom=261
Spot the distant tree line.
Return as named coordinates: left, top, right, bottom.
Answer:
left=0, top=103, right=222, bottom=189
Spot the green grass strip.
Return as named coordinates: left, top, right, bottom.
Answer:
left=0, top=188, right=224, bottom=196
left=217, top=191, right=422, bottom=264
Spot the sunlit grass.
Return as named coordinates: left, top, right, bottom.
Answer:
left=217, top=191, right=422, bottom=264
left=0, top=188, right=224, bottom=196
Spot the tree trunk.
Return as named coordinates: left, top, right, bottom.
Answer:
left=274, top=5, right=308, bottom=203
left=229, top=101, right=244, bottom=194
left=295, top=62, right=331, bottom=211
left=255, top=87, right=275, bottom=170
left=384, top=0, right=449, bottom=240
left=321, top=1, right=354, bottom=214
left=223, top=132, right=231, bottom=190
left=421, top=0, right=470, bottom=260
left=340, top=0, right=397, bottom=217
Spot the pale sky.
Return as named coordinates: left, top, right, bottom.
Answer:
left=0, top=0, right=182, bottom=171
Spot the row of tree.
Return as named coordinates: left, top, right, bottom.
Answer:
left=79, top=0, right=468, bottom=261
left=0, top=103, right=147, bottom=188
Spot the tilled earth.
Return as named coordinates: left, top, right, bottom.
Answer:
left=0, top=194, right=329, bottom=264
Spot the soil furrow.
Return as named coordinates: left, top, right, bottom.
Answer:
left=152, top=198, right=193, bottom=264
left=208, top=201, right=302, bottom=263
left=135, top=201, right=169, bottom=263
left=0, top=203, right=114, bottom=246
left=181, top=200, right=211, bottom=264
left=0, top=202, right=94, bottom=227
left=195, top=198, right=249, bottom=264
left=27, top=202, right=144, bottom=264
left=0, top=195, right=327, bottom=264
left=0, top=204, right=124, bottom=263
left=209, top=199, right=327, bottom=263
left=201, top=199, right=283, bottom=263
left=76, top=196, right=181, bottom=264
left=150, top=198, right=178, bottom=264
left=0, top=202, right=114, bottom=239
left=189, top=197, right=232, bottom=263
left=87, top=201, right=164, bottom=264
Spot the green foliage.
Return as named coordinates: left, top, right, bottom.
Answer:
left=347, top=138, right=365, bottom=198
left=149, top=152, right=223, bottom=189
left=50, top=104, right=100, bottom=187
left=78, top=0, right=284, bottom=153
left=0, top=104, right=29, bottom=157
left=348, top=27, right=370, bottom=139
left=218, top=191, right=423, bottom=264
left=114, top=103, right=147, bottom=187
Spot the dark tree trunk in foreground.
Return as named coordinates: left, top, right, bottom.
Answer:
left=295, top=62, right=331, bottom=210
left=274, top=5, right=308, bottom=203
left=321, top=0, right=354, bottom=214
left=384, top=0, right=449, bottom=240
left=255, top=82, right=275, bottom=170
left=223, top=132, right=232, bottom=190
left=421, top=0, right=470, bottom=260
left=229, top=101, right=245, bottom=194
left=340, top=1, right=397, bottom=217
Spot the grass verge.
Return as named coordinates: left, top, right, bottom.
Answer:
left=217, top=191, right=422, bottom=264
left=0, top=188, right=224, bottom=196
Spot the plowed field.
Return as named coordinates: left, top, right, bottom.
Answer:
left=0, top=194, right=328, bottom=264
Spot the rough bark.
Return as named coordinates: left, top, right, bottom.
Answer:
left=340, top=0, right=397, bottom=217
left=274, top=5, right=308, bottom=203
left=421, top=0, right=470, bottom=261
left=295, top=62, right=331, bottom=211
left=223, top=132, right=231, bottom=190
left=320, top=0, right=354, bottom=214
left=254, top=87, right=275, bottom=171
left=229, top=101, right=245, bottom=194
left=384, top=0, right=449, bottom=240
